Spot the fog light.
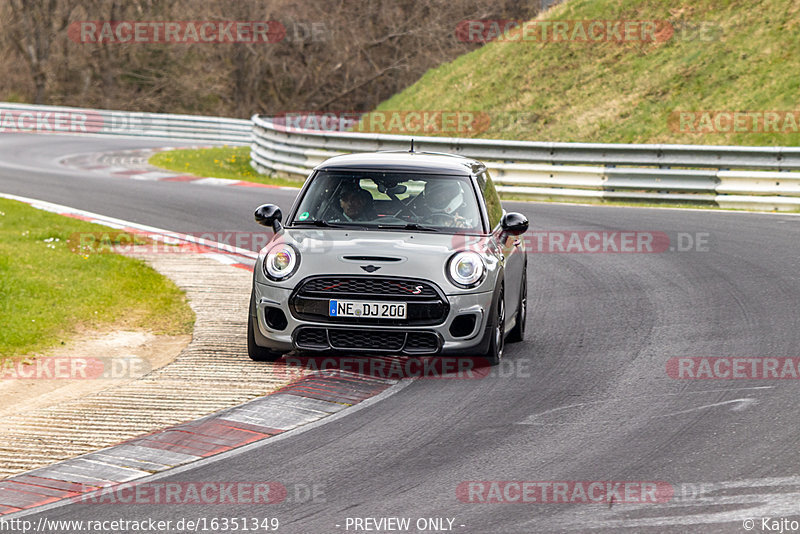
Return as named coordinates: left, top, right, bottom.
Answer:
left=449, top=314, right=477, bottom=338
left=265, top=307, right=288, bottom=330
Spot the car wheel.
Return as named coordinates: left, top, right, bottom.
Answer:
left=507, top=265, right=526, bottom=343
left=483, top=285, right=505, bottom=366
left=247, top=300, right=284, bottom=362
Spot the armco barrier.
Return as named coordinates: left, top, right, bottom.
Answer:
left=2, top=104, right=795, bottom=210
left=0, top=102, right=251, bottom=145
left=250, top=114, right=800, bottom=211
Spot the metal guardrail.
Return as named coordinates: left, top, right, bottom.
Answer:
left=250, top=115, right=800, bottom=211
left=0, top=103, right=251, bottom=145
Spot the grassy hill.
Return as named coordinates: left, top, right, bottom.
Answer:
left=375, top=0, right=800, bottom=145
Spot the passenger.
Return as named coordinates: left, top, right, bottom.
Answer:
left=420, top=180, right=473, bottom=227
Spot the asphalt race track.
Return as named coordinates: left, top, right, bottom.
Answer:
left=2, top=133, right=800, bottom=533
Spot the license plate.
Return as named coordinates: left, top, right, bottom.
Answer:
left=329, top=300, right=407, bottom=319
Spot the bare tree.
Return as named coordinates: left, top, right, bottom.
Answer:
left=0, top=0, right=539, bottom=114
left=5, top=0, right=74, bottom=103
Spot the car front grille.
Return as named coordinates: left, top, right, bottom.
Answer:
left=299, top=277, right=439, bottom=298
left=295, top=328, right=328, bottom=349
left=290, top=276, right=449, bottom=326
left=405, top=332, right=440, bottom=352
left=294, top=327, right=441, bottom=355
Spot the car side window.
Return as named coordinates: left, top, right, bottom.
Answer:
left=477, top=171, right=502, bottom=230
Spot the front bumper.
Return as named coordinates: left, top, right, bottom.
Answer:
left=251, top=279, right=494, bottom=355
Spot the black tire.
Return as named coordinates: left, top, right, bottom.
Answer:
left=507, top=265, right=526, bottom=343
left=482, top=284, right=505, bottom=366
left=247, top=308, right=284, bottom=362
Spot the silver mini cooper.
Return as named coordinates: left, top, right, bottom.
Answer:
left=248, top=151, right=528, bottom=366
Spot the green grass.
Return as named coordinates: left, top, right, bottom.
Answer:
left=149, top=146, right=302, bottom=187
left=376, top=0, right=800, bottom=146
left=0, top=198, right=195, bottom=360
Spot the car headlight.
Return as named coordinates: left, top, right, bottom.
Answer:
left=447, top=251, right=485, bottom=288
left=264, top=243, right=299, bottom=280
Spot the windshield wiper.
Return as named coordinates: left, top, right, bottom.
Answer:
left=292, top=220, right=341, bottom=227
left=377, top=223, right=439, bottom=232
left=292, top=220, right=368, bottom=229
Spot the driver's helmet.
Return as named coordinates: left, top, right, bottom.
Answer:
left=423, top=180, right=463, bottom=214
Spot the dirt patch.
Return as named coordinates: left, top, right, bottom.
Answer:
left=0, top=329, right=190, bottom=430
left=0, top=253, right=298, bottom=481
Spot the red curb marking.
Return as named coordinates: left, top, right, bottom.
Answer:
left=61, top=213, right=96, bottom=223
left=288, top=378, right=381, bottom=391
left=133, top=438, right=210, bottom=456
left=138, top=432, right=225, bottom=453
left=283, top=387, right=364, bottom=399
left=233, top=181, right=280, bottom=188
left=0, top=505, right=20, bottom=514
left=172, top=421, right=270, bottom=443
left=199, top=447, right=243, bottom=458
left=212, top=420, right=284, bottom=436
left=155, top=430, right=244, bottom=448
left=288, top=375, right=390, bottom=389
left=279, top=373, right=392, bottom=403
left=284, top=388, right=382, bottom=404
left=11, top=476, right=98, bottom=493
left=297, top=389, right=385, bottom=402
left=0, top=481, right=75, bottom=499
left=160, top=429, right=257, bottom=449
left=285, top=383, right=367, bottom=395
left=133, top=427, right=258, bottom=458
left=0, top=488, right=61, bottom=509
left=114, top=169, right=149, bottom=176
left=162, top=175, right=202, bottom=182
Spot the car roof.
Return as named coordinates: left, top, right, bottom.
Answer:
left=313, top=151, right=486, bottom=175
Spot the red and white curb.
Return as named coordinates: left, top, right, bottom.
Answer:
left=0, top=192, right=410, bottom=518
left=0, top=192, right=258, bottom=272
left=0, top=373, right=403, bottom=516
left=59, top=147, right=299, bottom=191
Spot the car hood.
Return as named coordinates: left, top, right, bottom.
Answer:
left=258, top=229, right=497, bottom=294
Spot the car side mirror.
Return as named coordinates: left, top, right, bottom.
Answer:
left=254, top=204, right=283, bottom=233
left=500, top=212, right=528, bottom=236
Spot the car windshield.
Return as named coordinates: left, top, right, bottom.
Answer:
left=291, top=171, right=484, bottom=232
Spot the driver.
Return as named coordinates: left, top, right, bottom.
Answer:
left=420, top=180, right=472, bottom=228
left=336, top=186, right=377, bottom=222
